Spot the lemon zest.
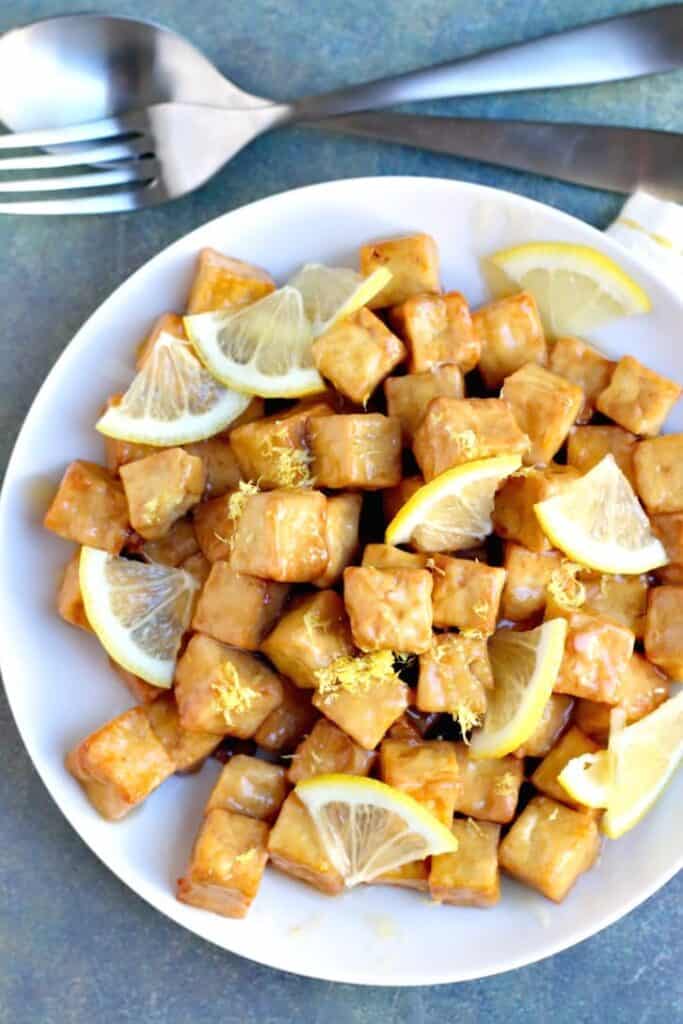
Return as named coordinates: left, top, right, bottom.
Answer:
left=451, top=702, right=482, bottom=740
left=493, top=771, right=519, bottom=797
left=548, top=807, right=560, bottom=822
left=467, top=817, right=484, bottom=837
left=547, top=559, right=586, bottom=610
left=314, top=649, right=399, bottom=699
left=211, top=661, right=259, bottom=725
left=425, top=557, right=446, bottom=577
left=227, top=480, right=260, bottom=523
left=261, top=423, right=314, bottom=488
left=443, top=427, right=478, bottom=459
left=303, top=606, right=333, bottom=641
left=460, top=628, right=487, bottom=641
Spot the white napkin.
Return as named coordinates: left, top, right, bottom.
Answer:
left=605, top=191, right=683, bottom=286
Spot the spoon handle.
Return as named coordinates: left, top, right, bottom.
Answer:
left=291, top=6, right=683, bottom=119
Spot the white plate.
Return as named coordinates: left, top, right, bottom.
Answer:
left=1, top=177, right=681, bottom=986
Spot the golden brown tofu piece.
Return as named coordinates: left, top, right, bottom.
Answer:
left=253, top=678, right=318, bottom=752
left=312, top=493, right=362, bottom=588
left=453, top=744, right=523, bottom=823
left=183, top=438, right=242, bottom=498
left=343, top=566, right=433, bottom=654
left=387, top=708, right=440, bottom=744
left=417, top=634, right=492, bottom=721
left=382, top=475, right=424, bottom=524
left=175, top=635, right=283, bottom=736
left=57, top=552, right=90, bottom=630
left=633, top=435, right=683, bottom=514
left=313, top=673, right=409, bottom=750
left=268, top=792, right=344, bottom=894
left=361, top=544, right=429, bottom=571
left=143, top=517, right=199, bottom=567
left=373, top=860, right=429, bottom=892
left=581, top=572, right=649, bottom=639
left=309, top=413, right=402, bottom=490
left=531, top=726, right=601, bottom=809
left=430, top=555, right=505, bottom=635
left=144, top=692, right=221, bottom=772
left=552, top=610, right=635, bottom=703
left=102, top=413, right=157, bottom=474
left=261, top=590, right=354, bottom=689
left=473, top=291, right=547, bottom=390
left=388, top=292, right=479, bottom=373
left=66, top=707, right=175, bottom=820
left=176, top=808, right=269, bottom=918
left=567, top=424, right=638, bottom=489
left=288, top=718, right=375, bottom=784
left=230, top=402, right=332, bottom=489
left=312, top=308, right=406, bottom=404
left=192, top=491, right=238, bottom=562
left=385, top=365, right=465, bottom=444
left=186, top=247, right=275, bottom=314
left=429, top=819, right=501, bottom=907
left=360, top=233, right=440, bottom=308
left=108, top=658, right=164, bottom=704
left=499, top=796, right=600, bottom=902
left=231, top=489, right=328, bottom=582
left=502, top=363, right=583, bottom=466
left=652, top=513, right=683, bottom=563
left=181, top=551, right=211, bottom=588
left=192, top=562, right=289, bottom=650
left=596, top=355, right=681, bottom=437
left=135, top=312, right=188, bottom=369
left=573, top=652, right=669, bottom=743
left=413, top=397, right=529, bottom=481
left=493, top=465, right=579, bottom=552
left=44, top=460, right=129, bottom=553
left=513, top=693, right=574, bottom=758
left=206, top=754, right=287, bottom=820
left=500, top=543, right=562, bottom=622
left=656, top=563, right=683, bottom=586
left=644, top=585, right=683, bottom=679
left=120, top=448, right=205, bottom=541
left=380, top=738, right=459, bottom=826
left=549, top=336, right=615, bottom=424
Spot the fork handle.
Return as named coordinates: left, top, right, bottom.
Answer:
left=291, top=6, right=683, bottom=119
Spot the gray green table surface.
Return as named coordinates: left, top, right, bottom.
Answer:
left=1, top=1, right=681, bottom=1020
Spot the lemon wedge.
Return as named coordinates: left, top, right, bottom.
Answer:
left=79, top=546, right=198, bottom=686
left=295, top=774, right=458, bottom=886
left=185, top=286, right=325, bottom=398
left=469, top=619, right=568, bottom=759
left=288, top=264, right=391, bottom=335
left=558, top=691, right=683, bottom=838
left=96, top=332, right=250, bottom=445
left=385, top=455, right=521, bottom=552
left=534, top=454, right=667, bottom=575
left=489, top=241, right=651, bottom=336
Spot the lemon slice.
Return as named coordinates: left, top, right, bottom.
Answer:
left=469, top=619, right=567, bottom=759
left=558, top=691, right=683, bottom=838
left=534, top=454, right=667, bottom=575
left=185, top=286, right=325, bottom=398
left=79, top=546, right=198, bottom=686
left=95, top=333, right=250, bottom=445
left=385, top=455, right=521, bottom=552
left=288, top=264, right=391, bottom=335
left=489, top=242, right=651, bottom=336
left=295, top=774, right=458, bottom=886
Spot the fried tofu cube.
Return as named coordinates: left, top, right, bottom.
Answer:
left=373, top=860, right=430, bottom=892
left=582, top=573, right=649, bottom=639
left=633, top=435, right=683, bottom=514
left=430, top=555, right=505, bottom=634
left=596, top=355, right=681, bottom=436
left=453, top=745, right=523, bottom=823
left=182, top=438, right=242, bottom=498
left=652, top=513, right=683, bottom=563
left=66, top=707, right=175, bottom=820
left=192, top=491, right=238, bottom=562
left=413, top=397, right=529, bottom=481
left=268, top=793, right=344, bottom=894
left=120, top=448, right=205, bottom=541
left=230, top=489, right=328, bottom=582
left=44, top=460, right=129, bottom=553
left=144, top=692, right=221, bottom=772
left=261, top=590, right=354, bottom=689
left=500, top=543, right=562, bottom=622
left=361, top=544, right=429, bottom=571
left=186, top=247, right=275, bottom=314
left=253, top=678, right=318, bottom=752
left=176, top=809, right=269, bottom=918
left=502, top=363, right=583, bottom=466
left=493, top=465, right=579, bottom=552
left=382, top=475, right=424, bottom=523
left=573, top=652, right=669, bottom=742
left=312, top=493, right=362, bottom=588
left=309, top=414, right=402, bottom=490
left=656, top=563, right=683, bottom=586
left=175, top=635, right=283, bottom=736
left=102, top=402, right=157, bottom=473
left=206, top=754, right=287, bottom=820
left=429, top=819, right=501, bottom=907
left=229, top=402, right=331, bottom=489
left=288, top=718, right=375, bottom=784
left=567, top=425, right=637, bottom=488
left=360, top=233, right=440, bottom=308
left=380, top=739, right=459, bottom=825
left=386, top=707, right=440, bottom=743
left=343, top=566, right=433, bottom=653
left=388, top=292, right=480, bottom=373
left=192, top=562, right=289, bottom=650
left=181, top=551, right=212, bottom=588
left=513, top=693, right=574, bottom=758
left=549, top=336, right=615, bottom=423
left=499, top=796, right=600, bottom=902
left=143, top=517, right=199, bottom=567
left=385, top=365, right=465, bottom=443
left=57, top=552, right=90, bottom=630
left=552, top=610, right=635, bottom=703
left=313, top=674, right=409, bottom=750
left=417, top=634, right=492, bottom=720
left=135, top=312, right=188, bottom=369
left=312, top=308, right=406, bottom=404
left=644, top=585, right=683, bottom=679
left=531, top=726, right=601, bottom=808
left=473, top=292, right=547, bottom=390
